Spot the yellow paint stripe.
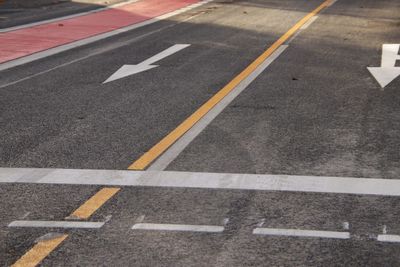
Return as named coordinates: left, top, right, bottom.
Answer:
left=11, top=187, right=120, bottom=267
left=69, top=187, right=121, bottom=220
left=128, top=0, right=334, bottom=170
left=11, top=235, right=68, bottom=267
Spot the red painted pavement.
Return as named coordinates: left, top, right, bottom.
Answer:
left=0, top=0, right=199, bottom=64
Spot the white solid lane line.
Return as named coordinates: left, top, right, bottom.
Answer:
left=377, top=234, right=400, bottom=243
left=2, top=167, right=400, bottom=196
left=8, top=220, right=105, bottom=229
left=147, top=45, right=289, bottom=171
left=132, top=223, right=224, bottom=233
left=300, top=15, right=319, bottom=30
left=253, top=228, right=350, bottom=239
left=286, top=16, right=319, bottom=44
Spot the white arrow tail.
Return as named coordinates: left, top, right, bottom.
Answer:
left=381, top=44, right=400, bottom=67
left=367, top=44, right=400, bottom=89
left=141, top=44, right=191, bottom=65
left=104, top=64, right=158, bottom=83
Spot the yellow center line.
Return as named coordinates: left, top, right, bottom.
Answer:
left=11, top=235, right=68, bottom=267
left=11, top=188, right=120, bottom=266
left=128, top=0, right=334, bottom=170
left=12, top=1, right=334, bottom=266
left=69, top=187, right=121, bottom=220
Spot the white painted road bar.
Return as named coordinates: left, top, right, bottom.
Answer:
left=377, top=234, right=400, bottom=243
left=253, top=228, right=350, bottom=239
left=8, top=220, right=105, bottom=229
left=132, top=223, right=224, bottom=233
left=2, top=168, right=400, bottom=196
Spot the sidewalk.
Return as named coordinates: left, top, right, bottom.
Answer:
left=0, top=0, right=199, bottom=65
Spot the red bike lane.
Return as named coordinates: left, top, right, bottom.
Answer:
left=0, top=0, right=200, bottom=64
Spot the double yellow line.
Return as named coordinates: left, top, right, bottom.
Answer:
left=12, top=0, right=334, bottom=265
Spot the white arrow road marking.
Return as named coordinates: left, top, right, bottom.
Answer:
left=103, top=44, right=191, bottom=83
left=367, top=44, right=400, bottom=88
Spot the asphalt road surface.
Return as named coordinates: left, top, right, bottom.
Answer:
left=1, top=0, right=400, bottom=266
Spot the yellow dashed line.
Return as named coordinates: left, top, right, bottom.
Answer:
left=11, top=235, right=68, bottom=267
left=69, top=187, right=121, bottom=220
left=11, top=188, right=119, bottom=266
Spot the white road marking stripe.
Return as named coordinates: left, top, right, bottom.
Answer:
left=377, top=234, right=400, bottom=243
left=2, top=168, right=400, bottom=196
left=132, top=223, right=224, bottom=233
left=8, top=220, right=104, bottom=229
left=253, top=228, right=350, bottom=239
left=286, top=16, right=319, bottom=44
left=327, top=0, right=338, bottom=7
left=300, top=15, right=319, bottom=30
left=0, top=0, right=213, bottom=71
left=148, top=45, right=289, bottom=171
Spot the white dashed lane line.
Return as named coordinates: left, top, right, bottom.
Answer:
left=253, top=228, right=350, bottom=239
left=132, top=223, right=224, bottom=233
left=377, top=235, right=400, bottom=243
left=8, top=220, right=105, bottom=229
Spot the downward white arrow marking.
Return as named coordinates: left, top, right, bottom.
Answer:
left=367, top=44, right=400, bottom=88
left=104, top=44, right=190, bottom=83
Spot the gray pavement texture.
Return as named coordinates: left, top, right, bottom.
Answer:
left=1, top=0, right=400, bottom=265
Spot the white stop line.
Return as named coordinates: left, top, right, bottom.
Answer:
left=1, top=168, right=400, bottom=196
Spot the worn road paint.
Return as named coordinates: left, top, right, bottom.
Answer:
left=253, top=228, right=350, bottom=239
left=8, top=220, right=104, bottom=229
left=104, top=44, right=190, bottom=83
left=69, top=187, right=120, bottom=220
left=132, top=223, right=224, bottom=233
left=11, top=234, right=68, bottom=267
left=128, top=0, right=337, bottom=170
left=367, top=44, right=400, bottom=88
left=3, top=168, right=400, bottom=196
